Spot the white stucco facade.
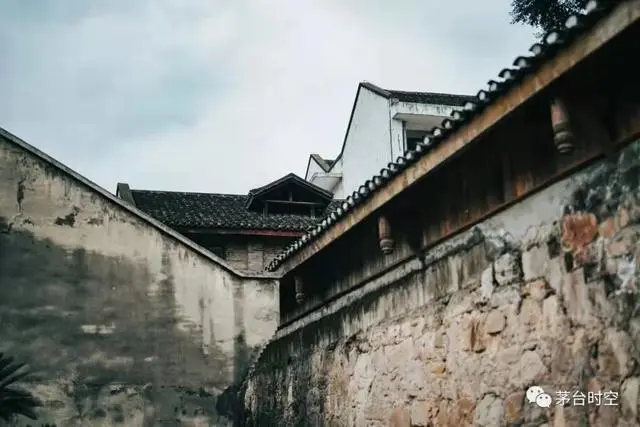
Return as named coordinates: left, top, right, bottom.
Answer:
left=305, top=83, right=467, bottom=200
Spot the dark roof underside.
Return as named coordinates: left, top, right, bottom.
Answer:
left=131, top=190, right=341, bottom=231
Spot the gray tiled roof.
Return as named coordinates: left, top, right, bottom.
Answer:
left=388, top=90, right=475, bottom=106
left=130, top=191, right=341, bottom=232
left=266, top=0, right=617, bottom=272
left=360, top=81, right=475, bottom=106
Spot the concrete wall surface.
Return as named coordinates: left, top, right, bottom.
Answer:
left=240, top=140, right=640, bottom=426
left=0, top=130, right=279, bottom=426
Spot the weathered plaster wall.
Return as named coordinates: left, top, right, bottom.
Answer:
left=0, top=133, right=279, bottom=426
left=240, top=140, right=640, bottom=426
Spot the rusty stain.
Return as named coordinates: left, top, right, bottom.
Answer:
left=561, top=213, right=598, bottom=256
left=277, top=1, right=640, bottom=275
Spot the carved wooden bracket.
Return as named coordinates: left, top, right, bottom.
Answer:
left=294, top=276, right=305, bottom=304
left=550, top=97, right=576, bottom=154
left=378, top=215, right=394, bottom=255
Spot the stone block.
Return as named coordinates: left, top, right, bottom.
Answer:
left=606, top=227, right=639, bottom=258
left=588, top=280, right=615, bottom=324
left=459, top=316, right=486, bottom=353
left=522, top=222, right=559, bottom=251
left=542, top=295, right=570, bottom=338
left=474, top=394, right=504, bottom=427
left=522, top=245, right=551, bottom=281
left=436, top=398, right=476, bottom=427
left=620, top=377, right=640, bottom=422
left=561, top=268, right=595, bottom=328
left=410, top=401, right=432, bottom=427
left=485, top=310, right=506, bottom=335
left=523, top=278, right=551, bottom=301
left=479, top=265, right=495, bottom=302
left=598, top=328, right=636, bottom=381
left=490, top=286, right=521, bottom=309
left=510, top=351, right=546, bottom=388
left=617, top=206, right=631, bottom=229
left=504, top=391, right=525, bottom=425
left=389, top=407, right=411, bottom=427
left=599, top=217, right=616, bottom=239
left=547, top=256, right=566, bottom=294
left=519, top=298, right=542, bottom=330
left=494, top=252, right=522, bottom=286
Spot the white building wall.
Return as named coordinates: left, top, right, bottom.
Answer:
left=390, top=117, right=405, bottom=161
left=305, top=157, right=325, bottom=181
left=330, top=157, right=345, bottom=198
left=340, top=87, right=393, bottom=197
left=393, top=101, right=458, bottom=117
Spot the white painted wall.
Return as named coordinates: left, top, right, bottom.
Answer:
left=393, top=101, right=458, bottom=117
left=304, top=92, right=465, bottom=200
left=331, top=157, right=345, bottom=198
left=305, top=157, right=325, bottom=181
left=340, top=87, right=393, bottom=197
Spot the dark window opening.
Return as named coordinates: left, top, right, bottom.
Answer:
left=263, top=200, right=324, bottom=216
left=182, top=232, right=227, bottom=259
left=405, top=130, right=430, bottom=152
left=406, top=137, right=422, bottom=152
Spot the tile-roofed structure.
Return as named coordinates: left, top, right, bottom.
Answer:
left=121, top=173, right=339, bottom=233
left=128, top=191, right=341, bottom=232
left=117, top=173, right=340, bottom=273
left=268, top=0, right=622, bottom=272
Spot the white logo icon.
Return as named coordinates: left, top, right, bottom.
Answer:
left=526, top=386, right=545, bottom=403
left=536, top=393, right=553, bottom=408
left=527, top=386, right=552, bottom=408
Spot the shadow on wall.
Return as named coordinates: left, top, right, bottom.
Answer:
left=0, top=222, right=254, bottom=426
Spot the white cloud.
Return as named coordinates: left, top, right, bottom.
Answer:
left=0, top=0, right=534, bottom=194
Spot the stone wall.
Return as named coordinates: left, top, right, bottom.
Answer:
left=240, top=140, right=640, bottom=426
left=0, top=130, right=279, bottom=426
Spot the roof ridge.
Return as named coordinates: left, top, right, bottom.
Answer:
left=131, top=188, right=247, bottom=197
left=387, top=88, right=476, bottom=98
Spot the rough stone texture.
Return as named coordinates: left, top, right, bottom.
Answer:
left=0, top=134, right=279, bottom=425
left=240, top=140, right=640, bottom=427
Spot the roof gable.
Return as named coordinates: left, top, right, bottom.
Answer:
left=246, top=173, right=333, bottom=211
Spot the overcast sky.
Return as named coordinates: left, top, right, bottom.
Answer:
left=0, top=0, right=535, bottom=195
